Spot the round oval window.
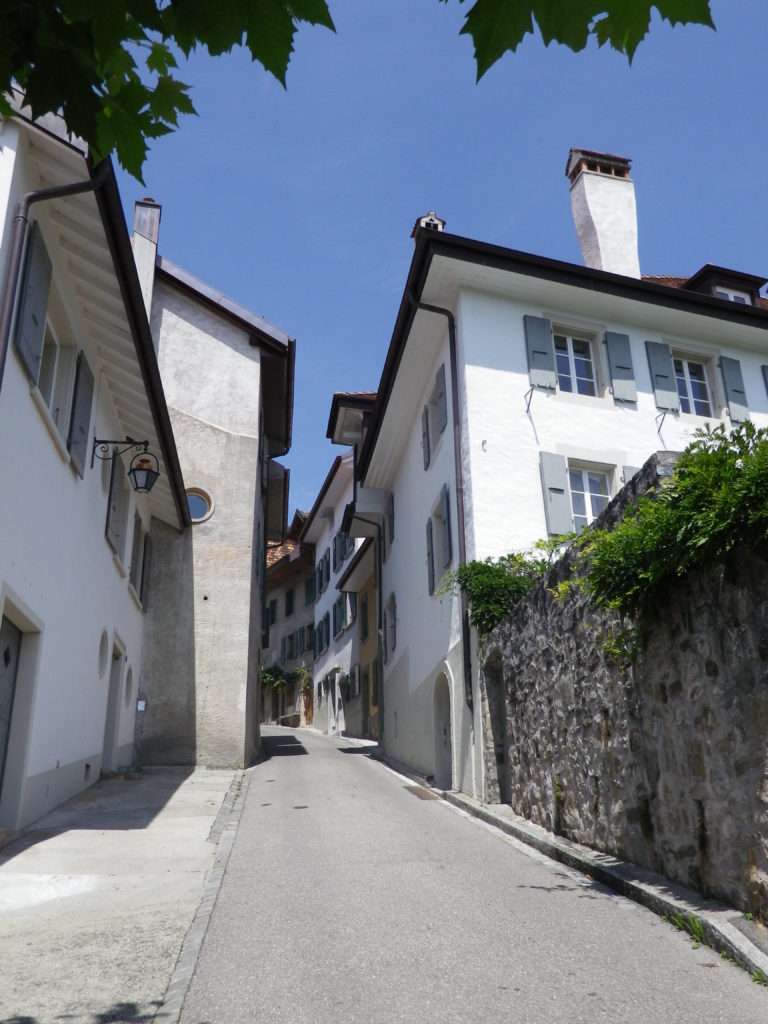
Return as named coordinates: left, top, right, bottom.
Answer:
left=186, top=488, right=213, bottom=523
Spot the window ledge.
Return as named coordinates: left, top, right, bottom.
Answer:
left=127, top=582, right=143, bottom=611
left=554, top=390, right=611, bottom=410
left=30, top=385, right=70, bottom=463
left=112, top=551, right=128, bottom=579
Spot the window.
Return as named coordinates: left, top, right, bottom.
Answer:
left=714, top=286, right=751, bottom=304
left=360, top=595, right=369, bottom=643
left=540, top=452, right=623, bottom=536
left=674, top=357, right=712, bottom=417
left=348, top=664, right=360, bottom=700
left=315, top=562, right=323, bottom=598
left=322, top=612, right=330, bottom=652
left=386, top=491, right=395, bottom=546
left=361, top=665, right=370, bottom=704
left=422, top=363, right=448, bottom=470
left=568, top=468, right=610, bottom=533
left=269, top=599, right=277, bottom=625
left=371, top=658, right=379, bottom=707
left=332, top=531, right=353, bottom=571
left=316, top=548, right=331, bottom=594
left=285, top=588, right=295, bottom=617
left=333, top=594, right=348, bottom=638
left=15, top=225, right=94, bottom=474
left=286, top=632, right=296, bottom=660
left=304, top=576, right=315, bottom=606
left=426, top=485, right=452, bottom=595
left=306, top=623, right=315, bottom=654
left=554, top=331, right=596, bottom=396
left=106, top=456, right=130, bottom=560
left=186, top=488, right=213, bottom=522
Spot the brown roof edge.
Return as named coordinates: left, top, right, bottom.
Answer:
left=92, top=159, right=190, bottom=529
left=357, top=227, right=768, bottom=483
left=156, top=256, right=291, bottom=354
left=299, top=455, right=342, bottom=542
left=325, top=390, right=377, bottom=440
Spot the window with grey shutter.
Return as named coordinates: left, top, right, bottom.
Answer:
left=645, top=341, right=680, bottom=411
left=605, top=332, right=637, bottom=402
left=762, top=365, right=768, bottom=398
left=298, top=626, right=305, bottom=652
left=15, top=223, right=52, bottom=383
left=67, top=352, right=94, bottom=477
left=523, top=315, right=556, bottom=390
left=435, top=364, right=448, bottom=434
left=440, top=484, right=452, bottom=572
left=426, top=517, right=435, bottom=594
left=106, top=456, right=129, bottom=557
left=539, top=452, right=574, bottom=535
left=720, top=356, right=749, bottom=424
left=280, top=636, right=286, bottom=662
left=129, top=513, right=144, bottom=591
left=422, top=405, right=431, bottom=469
left=323, top=548, right=330, bottom=586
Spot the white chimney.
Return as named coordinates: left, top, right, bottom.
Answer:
left=566, top=149, right=640, bottom=278
left=132, top=197, right=161, bottom=319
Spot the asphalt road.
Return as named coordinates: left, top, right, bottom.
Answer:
left=180, top=727, right=767, bottom=1024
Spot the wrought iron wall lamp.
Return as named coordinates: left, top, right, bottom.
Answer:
left=91, top=438, right=160, bottom=493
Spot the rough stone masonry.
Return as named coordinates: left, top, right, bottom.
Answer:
left=481, top=453, right=768, bottom=917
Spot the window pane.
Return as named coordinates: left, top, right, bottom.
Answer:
left=587, top=472, right=608, bottom=495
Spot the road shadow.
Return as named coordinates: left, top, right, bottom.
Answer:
left=0, top=998, right=167, bottom=1023
left=259, top=734, right=308, bottom=758
left=336, top=746, right=371, bottom=755
left=0, top=769, right=196, bottom=867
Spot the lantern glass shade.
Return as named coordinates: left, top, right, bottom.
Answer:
left=128, top=454, right=160, bottom=493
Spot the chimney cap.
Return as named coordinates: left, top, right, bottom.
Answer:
left=411, top=210, right=446, bottom=238
left=566, top=148, right=632, bottom=185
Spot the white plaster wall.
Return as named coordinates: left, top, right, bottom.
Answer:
left=458, top=286, right=768, bottom=564
left=0, top=142, right=146, bottom=826
left=151, top=281, right=261, bottom=437
left=378, top=331, right=476, bottom=788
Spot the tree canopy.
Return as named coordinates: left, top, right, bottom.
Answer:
left=0, top=1, right=714, bottom=179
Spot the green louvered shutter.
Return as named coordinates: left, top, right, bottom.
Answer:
left=67, top=352, right=94, bottom=478
left=539, top=452, right=574, bottom=536
left=15, top=223, right=52, bottom=383
left=440, top=484, right=452, bottom=572
left=435, top=363, right=448, bottom=434
left=422, top=406, right=431, bottom=469
left=426, top=518, right=435, bottom=595
left=645, top=341, right=680, bottom=411
left=524, top=315, right=556, bottom=390
left=605, top=332, right=637, bottom=402
left=720, top=356, right=749, bottom=424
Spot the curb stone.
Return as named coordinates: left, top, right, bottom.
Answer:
left=372, top=749, right=768, bottom=985
left=156, top=769, right=251, bottom=1023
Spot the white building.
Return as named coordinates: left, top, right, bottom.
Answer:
left=262, top=509, right=315, bottom=726
left=0, top=100, right=187, bottom=829
left=300, top=452, right=359, bottom=735
left=349, top=151, right=768, bottom=800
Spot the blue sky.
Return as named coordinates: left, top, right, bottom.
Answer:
left=114, top=0, right=768, bottom=513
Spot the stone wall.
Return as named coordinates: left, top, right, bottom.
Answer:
left=481, top=453, right=768, bottom=916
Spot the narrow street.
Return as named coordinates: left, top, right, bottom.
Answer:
left=179, top=727, right=766, bottom=1023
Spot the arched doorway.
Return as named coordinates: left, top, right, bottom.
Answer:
left=433, top=673, right=452, bottom=790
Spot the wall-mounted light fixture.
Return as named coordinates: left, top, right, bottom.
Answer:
left=91, top=438, right=160, bottom=493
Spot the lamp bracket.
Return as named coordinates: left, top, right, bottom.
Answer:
left=91, top=438, right=149, bottom=468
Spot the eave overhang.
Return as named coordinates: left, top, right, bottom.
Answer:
left=11, top=106, right=189, bottom=529
left=336, top=536, right=374, bottom=594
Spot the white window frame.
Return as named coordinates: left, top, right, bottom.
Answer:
left=713, top=286, right=751, bottom=305
left=568, top=464, right=612, bottom=533
left=673, top=353, right=715, bottom=418
left=553, top=329, right=599, bottom=397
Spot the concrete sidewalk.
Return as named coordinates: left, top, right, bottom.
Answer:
left=0, top=767, right=244, bottom=1024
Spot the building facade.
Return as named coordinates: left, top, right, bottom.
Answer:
left=348, top=151, right=768, bottom=800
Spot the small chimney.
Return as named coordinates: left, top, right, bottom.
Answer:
left=566, top=149, right=640, bottom=279
left=132, top=198, right=162, bottom=321
left=411, top=210, right=446, bottom=239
